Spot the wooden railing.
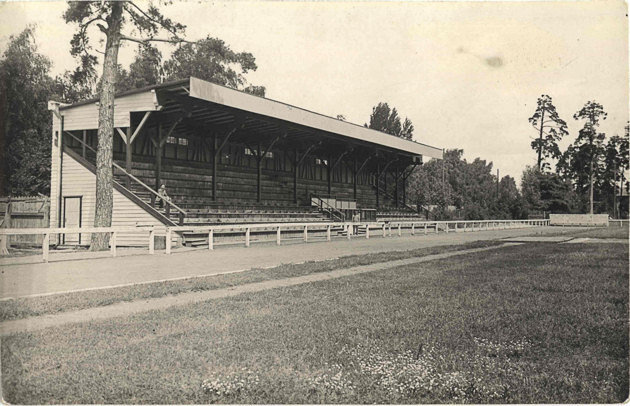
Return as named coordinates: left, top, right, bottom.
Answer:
left=64, top=131, right=187, bottom=224
left=0, top=219, right=551, bottom=262
left=310, top=194, right=346, bottom=221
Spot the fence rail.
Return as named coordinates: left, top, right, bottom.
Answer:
left=0, top=219, right=551, bottom=262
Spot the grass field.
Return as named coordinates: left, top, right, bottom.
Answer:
left=529, top=225, right=629, bottom=239
left=2, top=241, right=627, bottom=404
left=0, top=240, right=501, bottom=321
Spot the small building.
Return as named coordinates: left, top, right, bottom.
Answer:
left=49, top=77, right=443, bottom=246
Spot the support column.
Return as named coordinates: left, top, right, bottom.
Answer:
left=376, top=159, right=380, bottom=209
left=82, top=130, right=87, bottom=158
left=257, top=143, right=262, bottom=202
left=402, top=171, right=406, bottom=206
left=394, top=166, right=399, bottom=208
left=155, top=125, right=163, bottom=191
left=327, top=153, right=332, bottom=196
left=293, top=148, right=298, bottom=205
left=212, top=134, right=218, bottom=201
left=125, top=127, right=133, bottom=188
left=353, top=155, right=358, bottom=200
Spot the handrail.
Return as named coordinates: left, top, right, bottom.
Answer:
left=64, top=131, right=187, bottom=217
left=311, top=194, right=345, bottom=221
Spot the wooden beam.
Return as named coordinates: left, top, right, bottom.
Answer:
left=353, top=155, right=358, bottom=200
left=130, top=111, right=152, bottom=145
left=116, top=127, right=127, bottom=144
left=82, top=130, right=87, bottom=158
left=297, top=142, right=320, bottom=166
left=125, top=127, right=132, bottom=188
left=212, top=118, right=245, bottom=201
left=155, top=124, right=163, bottom=192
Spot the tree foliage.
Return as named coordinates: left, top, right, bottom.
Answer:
left=0, top=27, right=54, bottom=195
left=559, top=101, right=607, bottom=213
left=115, top=36, right=266, bottom=96
left=407, top=149, right=527, bottom=220
left=162, top=36, right=265, bottom=96
left=528, top=95, right=568, bottom=171
left=365, top=102, right=414, bottom=140
left=521, top=166, right=577, bottom=214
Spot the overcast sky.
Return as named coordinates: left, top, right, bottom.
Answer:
left=1, top=0, right=628, bottom=183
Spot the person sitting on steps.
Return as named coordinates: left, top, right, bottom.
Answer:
left=155, top=184, right=171, bottom=208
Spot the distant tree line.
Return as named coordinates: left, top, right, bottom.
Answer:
left=523, top=95, right=628, bottom=217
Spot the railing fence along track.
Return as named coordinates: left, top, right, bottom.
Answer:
left=0, top=219, right=551, bottom=263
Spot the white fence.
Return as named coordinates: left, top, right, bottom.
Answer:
left=0, top=219, right=550, bottom=263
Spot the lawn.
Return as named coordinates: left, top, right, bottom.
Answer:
left=0, top=240, right=501, bottom=321
left=2, top=242, right=627, bottom=404
left=526, top=225, right=629, bottom=239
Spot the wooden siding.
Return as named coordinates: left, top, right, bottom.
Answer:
left=49, top=112, right=62, bottom=242
left=57, top=152, right=168, bottom=246
left=62, top=91, right=159, bottom=131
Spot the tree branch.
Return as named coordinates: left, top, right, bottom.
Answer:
left=128, top=1, right=181, bottom=37
left=120, top=34, right=194, bottom=45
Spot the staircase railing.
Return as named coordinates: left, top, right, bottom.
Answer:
left=310, top=194, right=345, bottom=222
left=63, top=131, right=187, bottom=225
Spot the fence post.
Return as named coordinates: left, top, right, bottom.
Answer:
left=398, top=224, right=402, bottom=237
left=411, top=223, right=415, bottom=235
left=388, top=224, right=392, bottom=237
left=446, top=222, right=449, bottom=234
left=166, top=228, right=171, bottom=254
left=327, top=224, right=331, bottom=241
left=42, top=232, right=50, bottom=262
left=110, top=231, right=117, bottom=257
left=277, top=226, right=281, bottom=245
left=304, top=225, right=308, bottom=242
left=245, top=227, right=250, bottom=247
left=365, top=224, right=370, bottom=239
left=208, top=229, right=214, bottom=250
left=435, top=222, right=439, bottom=234
left=424, top=223, right=428, bottom=235
left=347, top=224, right=351, bottom=240
left=149, top=229, right=155, bottom=254
left=382, top=224, right=386, bottom=237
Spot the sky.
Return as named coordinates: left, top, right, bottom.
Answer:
left=1, top=0, right=628, bottom=184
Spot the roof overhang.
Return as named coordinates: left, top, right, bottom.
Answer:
left=188, top=77, right=443, bottom=159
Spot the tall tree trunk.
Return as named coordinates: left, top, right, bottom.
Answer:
left=537, top=109, right=545, bottom=171
left=589, top=155, right=594, bottom=215
left=90, top=2, right=123, bottom=250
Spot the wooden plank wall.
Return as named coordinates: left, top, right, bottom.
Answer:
left=0, top=197, right=50, bottom=244
left=58, top=152, right=169, bottom=246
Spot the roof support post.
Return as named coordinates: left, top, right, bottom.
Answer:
left=353, top=155, right=358, bottom=200
left=328, top=149, right=349, bottom=196
left=125, top=127, right=132, bottom=188
left=254, top=134, right=281, bottom=203
left=293, top=142, right=320, bottom=205
left=353, top=154, right=373, bottom=201
left=394, top=166, right=399, bottom=208
left=293, top=148, right=298, bottom=205
left=212, top=116, right=246, bottom=201
left=257, top=143, right=262, bottom=202
left=376, top=158, right=380, bottom=209
left=327, top=153, right=332, bottom=196
left=82, top=130, right=87, bottom=158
